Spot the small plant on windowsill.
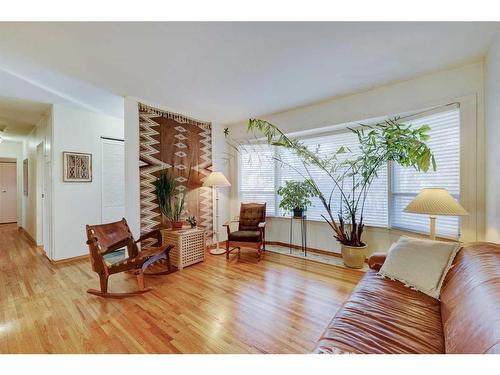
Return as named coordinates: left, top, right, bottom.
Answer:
left=277, top=179, right=316, bottom=218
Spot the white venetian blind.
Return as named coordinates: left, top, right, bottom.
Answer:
left=238, top=132, right=389, bottom=226
left=276, top=131, right=388, bottom=226
left=238, top=144, right=277, bottom=215
left=391, top=106, right=461, bottom=238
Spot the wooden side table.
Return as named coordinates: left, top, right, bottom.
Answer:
left=161, top=227, right=205, bottom=270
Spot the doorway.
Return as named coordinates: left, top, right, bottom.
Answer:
left=0, top=159, right=17, bottom=224
left=36, top=142, right=51, bottom=257
left=101, top=137, right=125, bottom=223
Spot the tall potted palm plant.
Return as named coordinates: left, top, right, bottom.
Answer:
left=244, top=118, right=435, bottom=268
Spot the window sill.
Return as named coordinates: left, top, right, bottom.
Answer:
left=264, top=215, right=459, bottom=241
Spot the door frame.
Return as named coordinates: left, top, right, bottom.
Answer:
left=100, top=137, right=125, bottom=223
left=35, top=141, right=52, bottom=258
left=0, top=158, right=18, bottom=224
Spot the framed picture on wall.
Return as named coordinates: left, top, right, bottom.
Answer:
left=63, top=151, right=92, bottom=182
left=23, top=159, right=28, bottom=195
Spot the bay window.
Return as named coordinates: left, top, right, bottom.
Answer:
left=238, top=104, right=461, bottom=239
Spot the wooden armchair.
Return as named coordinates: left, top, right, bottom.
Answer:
left=85, top=218, right=174, bottom=298
left=223, top=203, right=266, bottom=261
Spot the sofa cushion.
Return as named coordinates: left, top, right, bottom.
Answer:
left=228, top=230, right=260, bottom=242
left=440, top=242, right=500, bottom=354
left=313, top=271, right=444, bottom=354
left=378, top=237, right=461, bottom=299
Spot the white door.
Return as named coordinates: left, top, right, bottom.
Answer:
left=0, top=162, right=17, bottom=223
left=101, top=138, right=125, bottom=223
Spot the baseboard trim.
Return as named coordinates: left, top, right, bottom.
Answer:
left=209, top=239, right=343, bottom=258
left=18, top=227, right=37, bottom=247
left=265, top=241, right=343, bottom=258
left=50, top=254, right=89, bottom=265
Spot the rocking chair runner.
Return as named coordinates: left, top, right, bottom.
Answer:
left=223, top=203, right=266, bottom=261
left=85, top=218, right=174, bottom=298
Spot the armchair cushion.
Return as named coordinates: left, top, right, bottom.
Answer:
left=228, top=230, right=261, bottom=242
left=239, top=203, right=266, bottom=231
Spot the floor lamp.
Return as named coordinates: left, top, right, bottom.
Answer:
left=203, top=171, right=231, bottom=255
left=404, top=188, right=468, bottom=240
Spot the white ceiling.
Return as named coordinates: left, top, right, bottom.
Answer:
left=0, top=96, right=51, bottom=139
left=0, top=22, right=498, bottom=124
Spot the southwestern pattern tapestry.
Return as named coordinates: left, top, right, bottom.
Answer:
left=138, top=103, right=213, bottom=238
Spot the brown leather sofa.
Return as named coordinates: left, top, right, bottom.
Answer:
left=313, top=242, right=500, bottom=354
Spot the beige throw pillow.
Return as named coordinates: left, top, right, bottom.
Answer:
left=378, top=236, right=461, bottom=299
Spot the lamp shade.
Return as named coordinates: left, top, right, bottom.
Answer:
left=404, top=188, right=468, bottom=216
left=202, top=171, right=231, bottom=187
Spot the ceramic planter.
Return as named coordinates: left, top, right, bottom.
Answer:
left=170, top=221, right=183, bottom=230
left=293, top=208, right=304, bottom=218
left=341, top=244, right=367, bottom=269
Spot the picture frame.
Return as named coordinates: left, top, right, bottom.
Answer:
left=63, top=151, right=92, bottom=182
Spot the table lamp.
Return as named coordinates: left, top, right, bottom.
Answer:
left=404, top=188, right=468, bottom=240
left=203, top=171, right=231, bottom=255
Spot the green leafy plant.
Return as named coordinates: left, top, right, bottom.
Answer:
left=246, top=117, right=436, bottom=247
left=154, top=170, right=185, bottom=222
left=187, top=215, right=197, bottom=227
left=277, top=179, right=316, bottom=213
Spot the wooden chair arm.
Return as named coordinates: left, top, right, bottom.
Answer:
left=136, top=229, right=162, bottom=245
left=223, top=219, right=239, bottom=237
left=223, top=219, right=240, bottom=227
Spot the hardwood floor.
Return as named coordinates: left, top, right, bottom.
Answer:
left=0, top=224, right=363, bottom=353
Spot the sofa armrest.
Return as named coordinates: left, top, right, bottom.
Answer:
left=368, top=252, right=387, bottom=271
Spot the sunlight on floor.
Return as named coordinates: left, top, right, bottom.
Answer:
left=266, top=245, right=369, bottom=272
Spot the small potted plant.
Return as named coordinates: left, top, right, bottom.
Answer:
left=277, top=179, right=316, bottom=218
left=187, top=215, right=197, bottom=228
left=154, top=170, right=186, bottom=230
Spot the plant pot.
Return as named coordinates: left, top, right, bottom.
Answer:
left=341, top=244, right=367, bottom=269
left=170, top=221, right=183, bottom=230
left=293, top=208, right=304, bottom=218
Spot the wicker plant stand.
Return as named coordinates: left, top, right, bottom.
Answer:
left=161, top=227, right=206, bottom=270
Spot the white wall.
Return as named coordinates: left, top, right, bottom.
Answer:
left=124, top=97, right=230, bottom=242
left=485, top=32, right=500, bottom=243
left=51, top=104, right=123, bottom=260
left=0, top=140, right=23, bottom=226
left=226, top=62, right=486, bottom=254
left=124, top=97, right=141, bottom=238
left=211, top=122, right=230, bottom=242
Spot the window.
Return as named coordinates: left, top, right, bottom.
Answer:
left=239, top=130, right=388, bottom=226
left=391, top=106, right=461, bottom=238
left=238, top=105, right=461, bottom=239
left=238, top=143, right=277, bottom=215
left=275, top=132, right=388, bottom=227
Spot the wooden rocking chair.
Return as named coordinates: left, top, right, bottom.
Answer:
left=85, top=218, right=174, bottom=298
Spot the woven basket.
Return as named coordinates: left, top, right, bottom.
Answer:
left=161, top=228, right=205, bottom=270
